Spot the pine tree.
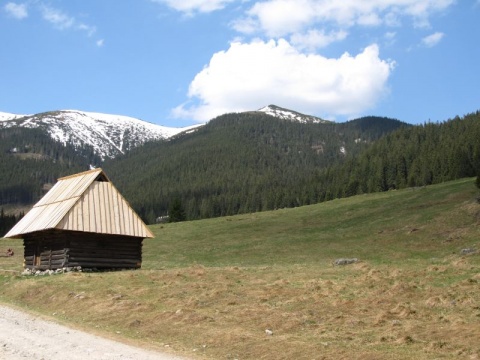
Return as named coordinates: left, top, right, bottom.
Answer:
left=169, top=197, right=186, bottom=222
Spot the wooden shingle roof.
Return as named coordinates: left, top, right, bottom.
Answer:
left=4, top=168, right=153, bottom=239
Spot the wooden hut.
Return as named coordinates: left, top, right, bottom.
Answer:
left=4, top=168, right=153, bottom=270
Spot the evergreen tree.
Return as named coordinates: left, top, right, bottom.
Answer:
left=169, top=197, right=186, bottom=222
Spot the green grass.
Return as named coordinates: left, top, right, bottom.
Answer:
left=143, top=178, right=479, bottom=269
left=1, top=178, right=479, bottom=359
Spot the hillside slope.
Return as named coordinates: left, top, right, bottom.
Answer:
left=0, top=127, right=101, bottom=207
left=104, top=112, right=407, bottom=222
left=318, top=111, right=480, bottom=196
left=0, top=106, right=404, bottom=215
left=2, top=178, right=479, bottom=360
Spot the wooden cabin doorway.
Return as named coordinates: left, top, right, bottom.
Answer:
left=34, top=241, right=42, bottom=267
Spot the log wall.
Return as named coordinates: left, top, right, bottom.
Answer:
left=23, top=230, right=143, bottom=270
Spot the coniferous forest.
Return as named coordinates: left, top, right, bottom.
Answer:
left=105, top=111, right=480, bottom=223
left=0, top=127, right=101, bottom=205
left=102, top=112, right=408, bottom=222
left=317, top=113, right=480, bottom=198
left=1, top=110, right=479, bottom=227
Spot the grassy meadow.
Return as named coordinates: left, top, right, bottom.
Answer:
left=1, top=178, right=479, bottom=359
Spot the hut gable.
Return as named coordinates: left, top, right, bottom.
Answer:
left=58, top=179, right=150, bottom=237
left=4, top=168, right=153, bottom=239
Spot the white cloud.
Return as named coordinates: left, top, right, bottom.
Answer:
left=151, top=0, right=235, bottom=14
left=235, top=0, right=456, bottom=37
left=96, top=39, right=105, bottom=47
left=403, top=0, right=453, bottom=28
left=4, top=3, right=100, bottom=42
left=172, top=40, right=394, bottom=122
left=41, top=5, right=75, bottom=30
left=234, top=0, right=314, bottom=37
left=421, top=32, right=444, bottom=47
left=4, top=2, right=28, bottom=19
left=78, top=23, right=97, bottom=37
left=385, top=31, right=396, bottom=40
left=39, top=5, right=99, bottom=40
left=384, top=31, right=396, bottom=46
left=357, top=12, right=381, bottom=26
left=166, top=0, right=454, bottom=121
left=290, top=29, right=347, bottom=51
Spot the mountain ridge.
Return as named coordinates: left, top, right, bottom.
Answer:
left=0, top=110, right=203, bottom=160
left=0, top=105, right=330, bottom=160
left=256, top=104, right=330, bottom=123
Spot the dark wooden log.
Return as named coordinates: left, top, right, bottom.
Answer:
left=40, top=254, right=66, bottom=261
left=21, top=229, right=144, bottom=270
left=67, top=261, right=140, bottom=269
left=68, top=257, right=139, bottom=264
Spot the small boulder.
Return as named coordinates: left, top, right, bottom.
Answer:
left=460, top=248, right=477, bottom=255
left=333, top=258, right=359, bottom=266
left=21, top=268, right=32, bottom=276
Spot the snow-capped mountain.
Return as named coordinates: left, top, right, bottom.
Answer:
left=257, top=105, right=330, bottom=124
left=0, top=111, right=28, bottom=121
left=0, top=105, right=328, bottom=160
left=0, top=110, right=203, bottom=160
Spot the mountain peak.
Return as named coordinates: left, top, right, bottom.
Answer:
left=257, top=105, right=330, bottom=124
left=0, top=111, right=28, bottom=121
left=0, top=110, right=203, bottom=160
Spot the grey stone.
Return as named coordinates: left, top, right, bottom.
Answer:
left=333, top=258, right=359, bottom=266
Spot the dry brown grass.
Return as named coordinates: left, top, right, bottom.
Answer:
left=1, top=178, right=479, bottom=359
left=1, top=256, right=479, bottom=360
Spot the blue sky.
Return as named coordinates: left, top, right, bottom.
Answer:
left=1, top=0, right=479, bottom=127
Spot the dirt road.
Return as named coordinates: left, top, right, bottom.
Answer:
left=0, top=305, right=186, bottom=360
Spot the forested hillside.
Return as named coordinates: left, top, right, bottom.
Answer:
left=2, top=110, right=479, bottom=228
left=318, top=111, right=480, bottom=198
left=104, top=112, right=408, bottom=222
left=0, top=127, right=101, bottom=206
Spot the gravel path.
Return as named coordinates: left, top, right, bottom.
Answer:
left=0, top=305, right=187, bottom=360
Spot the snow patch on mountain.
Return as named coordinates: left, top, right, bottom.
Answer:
left=257, top=105, right=330, bottom=124
left=0, top=110, right=203, bottom=160
left=0, top=112, right=29, bottom=121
